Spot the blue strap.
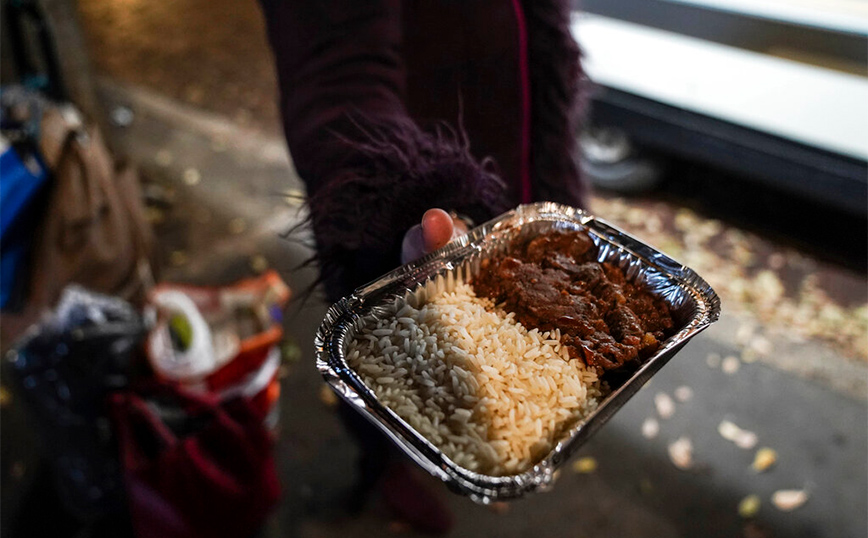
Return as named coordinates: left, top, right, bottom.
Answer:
left=1, top=144, right=48, bottom=238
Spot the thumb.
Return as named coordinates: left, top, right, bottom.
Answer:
left=401, top=209, right=469, bottom=265
left=421, top=209, right=456, bottom=253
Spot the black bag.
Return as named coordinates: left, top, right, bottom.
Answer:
left=6, top=287, right=146, bottom=521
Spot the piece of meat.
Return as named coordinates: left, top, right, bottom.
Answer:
left=473, top=229, right=675, bottom=375
left=524, top=228, right=595, bottom=263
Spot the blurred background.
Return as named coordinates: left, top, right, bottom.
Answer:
left=1, top=0, right=866, bottom=537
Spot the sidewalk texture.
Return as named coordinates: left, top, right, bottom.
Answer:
left=105, top=82, right=868, bottom=538
left=3, top=81, right=865, bottom=538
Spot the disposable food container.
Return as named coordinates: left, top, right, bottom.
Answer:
left=316, top=202, right=721, bottom=502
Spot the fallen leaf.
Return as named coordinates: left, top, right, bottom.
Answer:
left=772, top=489, right=809, bottom=511
left=674, top=386, right=693, bottom=402
left=182, top=168, right=201, bottom=186
left=281, top=339, right=301, bottom=364
left=754, top=270, right=785, bottom=303
left=752, top=447, right=778, bottom=473
left=738, top=494, right=761, bottom=518
left=654, top=392, right=675, bottom=419
left=718, top=420, right=758, bottom=450
left=641, top=417, right=660, bottom=439
left=571, top=456, right=598, bottom=474
left=738, top=493, right=762, bottom=519
left=741, top=521, right=775, bottom=538
left=668, top=437, right=693, bottom=470
left=145, top=206, right=166, bottom=225
left=488, top=501, right=510, bottom=514
left=768, top=252, right=786, bottom=270
left=741, top=349, right=760, bottom=364
left=319, top=384, right=338, bottom=407
left=674, top=209, right=697, bottom=233
left=749, top=336, right=773, bottom=357
left=722, top=356, right=741, bottom=375
left=733, top=243, right=755, bottom=266
left=170, top=250, right=189, bottom=267
left=250, top=255, right=269, bottom=274
left=706, top=353, right=721, bottom=368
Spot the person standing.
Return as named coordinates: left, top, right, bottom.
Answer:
left=260, top=0, right=588, bottom=532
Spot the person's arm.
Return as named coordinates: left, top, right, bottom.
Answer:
left=260, top=0, right=508, bottom=301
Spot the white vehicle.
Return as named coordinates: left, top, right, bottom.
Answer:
left=572, top=0, right=868, bottom=215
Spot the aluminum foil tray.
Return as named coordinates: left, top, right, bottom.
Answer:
left=315, top=202, right=721, bottom=502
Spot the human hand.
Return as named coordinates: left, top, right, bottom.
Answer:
left=401, top=209, right=469, bottom=264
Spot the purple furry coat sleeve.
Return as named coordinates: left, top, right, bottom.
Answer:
left=260, top=1, right=509, bottom=300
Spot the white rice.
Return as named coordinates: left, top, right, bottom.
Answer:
left=346, top=282, right=604, bottom=476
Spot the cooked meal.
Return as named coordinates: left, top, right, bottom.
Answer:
left=474, top=230, right=674, bottom=374
left=347, top=228, right=674, bottom=476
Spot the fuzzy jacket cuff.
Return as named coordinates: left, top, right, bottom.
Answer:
left=306, top=115, right=510, bottom=301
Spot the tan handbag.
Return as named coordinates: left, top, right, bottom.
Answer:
left=1, top=105, right=155, bottom=347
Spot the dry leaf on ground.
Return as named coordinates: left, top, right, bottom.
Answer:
left=668, top=437, right=693, bottom=470
left=572, top=457, right=598, bottom=474
left=772, top=489, right=809, bottom=511
left=642, top=418, right=660, bottom=439
left=739, top=494, right=761, bottom=518
left=752, top=448, right=778, bottom=472
left=655, top=392, right=675, bottom=419
left=718, top=420, right=758, bottom=450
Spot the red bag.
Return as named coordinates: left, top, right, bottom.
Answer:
left=109, top=384, right=281, bottom=538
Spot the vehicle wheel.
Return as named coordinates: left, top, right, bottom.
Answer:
left=579, top=126, right=663, bottom=194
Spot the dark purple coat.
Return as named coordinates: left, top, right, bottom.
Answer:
left=260, top=0, right=587, bottom=300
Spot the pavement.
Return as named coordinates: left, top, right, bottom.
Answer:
left=1, top=77, right=866, bottom=538
left=116, top=83, right=868, bottom=537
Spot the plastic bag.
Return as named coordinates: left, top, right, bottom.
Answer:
left=5, top=286, right=145, bottom=521
left=145, top=270, right=289, bottom=423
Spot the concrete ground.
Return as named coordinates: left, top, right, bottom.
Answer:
left=21, top=81, right=859, bottom=538
left=1, top=2, right=866, bottom=534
